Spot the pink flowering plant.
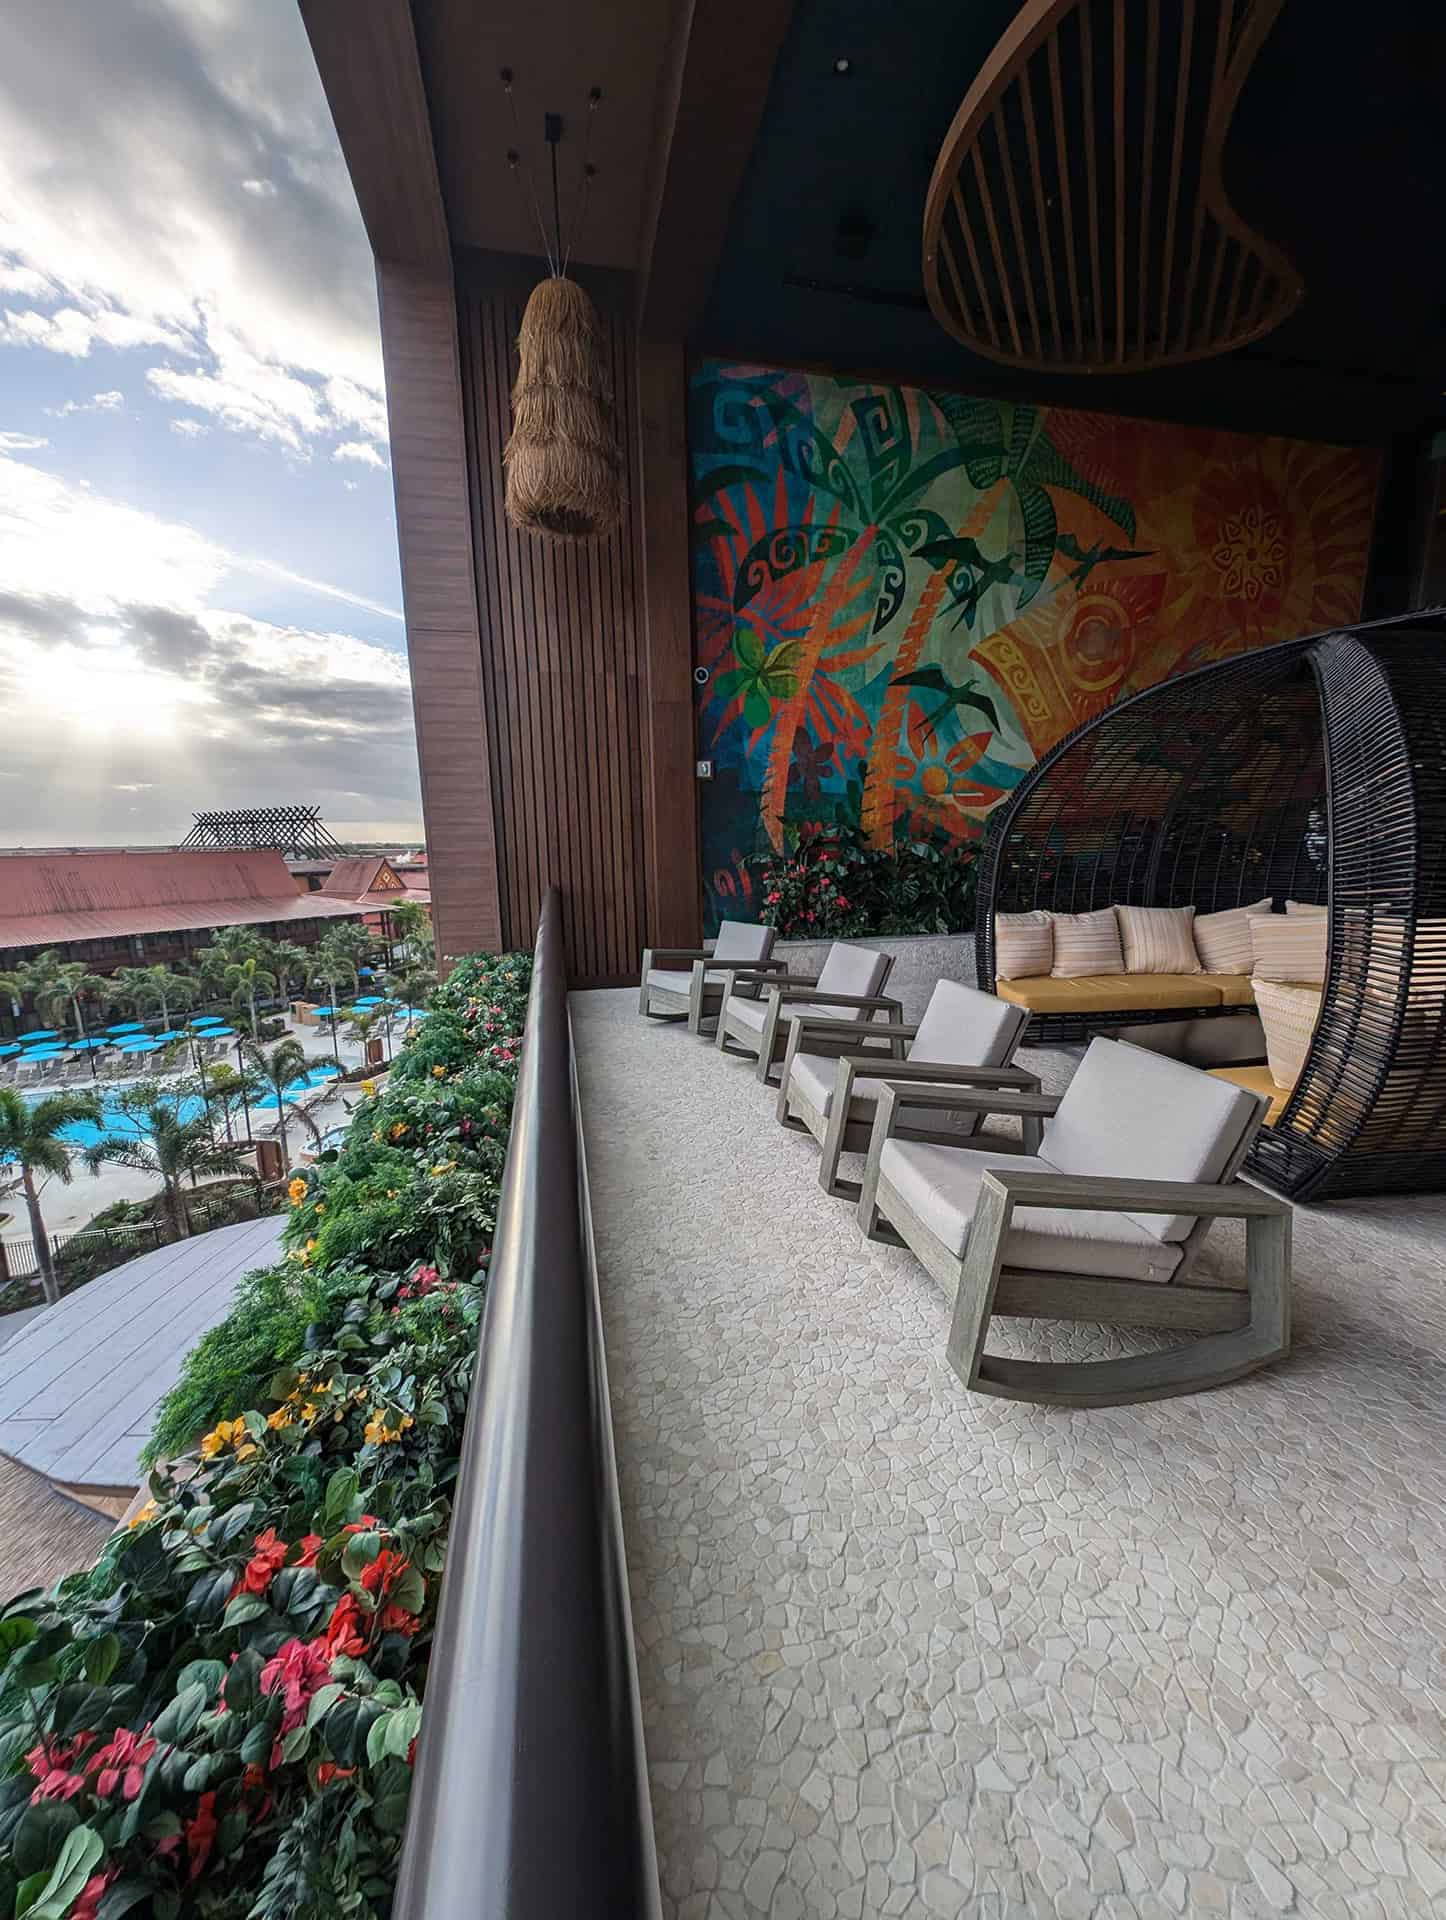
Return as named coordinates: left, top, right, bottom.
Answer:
left=0, top=951, right=530, bottom=1918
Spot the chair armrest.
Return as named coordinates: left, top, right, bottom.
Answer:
left=771, top=987, right=902, bottom=1010
left=861, top=1059, right=1041, bottom=1090
left=643, top=946, right=710, bottom=967
left=977, top=1167, right=1290, bottom=1219
left=712, top=958, right=790, bottom=976
left=875, top=1083, right=1060, bottom=1119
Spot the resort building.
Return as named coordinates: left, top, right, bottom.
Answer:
left=0, top=846, right=367, bottom=977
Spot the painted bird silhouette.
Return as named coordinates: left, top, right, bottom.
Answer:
left=889, top=666, right=1002, bottom=746
left=1054, top=532, right=1156, bottom=587
left=916, top=535, right=1024, bottom=629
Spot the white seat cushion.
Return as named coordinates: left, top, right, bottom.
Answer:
left=647, top=966, right=725, bottom=995
left=1042, top=1039, right=1260, bottom=1242
left=880, top=1141, right=1184, bottom=1282
left=790, top=1051, right=894, bottom=1114
left=726, top=995, right=864, bottom=1035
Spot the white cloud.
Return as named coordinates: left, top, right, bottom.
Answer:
left=0, top=304, right=191, bottom=357
left=0, top=0, right=387, bottom=453
left=333, top=440, right=387, bottom=470
left=46, top=388, right=124, bottom=417
left=0, top=430, right=47, bottom=451
left=168, top=418, right=209, bottom=438
left=0, top=449, right=418, bottom=839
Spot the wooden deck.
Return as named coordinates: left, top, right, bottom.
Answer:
left=0, top=1216, right=285, bottom=1493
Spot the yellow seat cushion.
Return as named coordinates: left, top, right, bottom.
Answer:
left=1209, top=1064, right=1289, bottom=1126
left=1214, top=974, right=1259, bottom=1008
left=995, top=973, right=1227, bottom=1014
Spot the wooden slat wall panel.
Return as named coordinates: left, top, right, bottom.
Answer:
left=457, top=261, right=653, bottom=986
left=376, top=262, right=501, bottom=965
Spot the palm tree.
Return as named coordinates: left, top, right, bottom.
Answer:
left=265, top=940, right=311, bottom=1005
left=309, top=950, right=354, bottom=1062
left=193, top=927, right=263, bottom=998
left=0, top=1087, right=104, bottom=1303
left=315, top=922, right=377, bottom=999
left=87, top=1082, right=248, bottom=1239
left=385, top=900, right=431, bottom=967
left=222, top=956, right=279, bottom=1042
left=240, top=1037, right=312, bottom=1170
left=343, top=1007, right=387, bottom=1069
left=0, top=951, right=110, bottom=1042
left=384, top=966, right=435, bottom=1016
left=112, top=963, right=198, bottom=1032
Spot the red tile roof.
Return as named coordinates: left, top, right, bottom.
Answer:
left=0, top=848, right=364, bottom=952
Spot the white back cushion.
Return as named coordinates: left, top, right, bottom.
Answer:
left=910, top=980, right=1025, bottom=1069
left=1041, top=1039, right=1261, bottom=1242
left=816, top=942, right=890, bottom=1004
left=713, top=919, right=773, bottom=964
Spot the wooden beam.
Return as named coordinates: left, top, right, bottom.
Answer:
left=635, top=340, right=702, bottom=946
left=298, top=0, right=450, bottom=271
left=636, top=0, right=795, bottom=341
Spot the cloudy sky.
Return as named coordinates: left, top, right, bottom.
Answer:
left=0, top=0, right=423, bottom=845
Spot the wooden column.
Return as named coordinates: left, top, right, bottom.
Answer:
left=378, top=263, right=502, bottom=965
left=635, top=339, right=702, bottom=947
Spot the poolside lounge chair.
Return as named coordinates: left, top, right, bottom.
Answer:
left=777, top=981, right=1034, bottom=1198
left=12, top=1059, right=43, bottom=1088
left=715, top=942, right=900, bottom=1084
left=639, top=920, right=782, bottom=1032
left=858, top=1038, right=1291, bottom=1406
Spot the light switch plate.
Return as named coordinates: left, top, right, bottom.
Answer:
left=695, top=759, right=714, bottom=779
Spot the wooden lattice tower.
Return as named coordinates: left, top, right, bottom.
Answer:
left=179, top=806, right=345, bottom=860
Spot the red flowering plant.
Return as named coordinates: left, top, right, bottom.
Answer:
left=0, top=951, right=527, bottom=1919
left=748, top=822, right=979, bottom=939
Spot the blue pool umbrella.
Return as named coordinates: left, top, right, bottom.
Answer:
left=151, top=1030, right=186, bottom=1044
left=23, top=1047, right=65, bottom=1060
left=107, top=1021, right=145, bottom=1034
left=358, top=966, right=375, bottom=976
left=202, top=1027, right=238, bottom=1039
left=0, top=1043, right=20, bottom=1057
left=119, top=1038, right=159, bottom=1051
left=69, top=1037, right=110, bottom=1050
left=21, top=1028, right=60, bottom=1041
left=190, top=1018, right=227, bottom=1029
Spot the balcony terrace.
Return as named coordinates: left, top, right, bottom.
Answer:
left=573, top=986, right=1446, bottom=1918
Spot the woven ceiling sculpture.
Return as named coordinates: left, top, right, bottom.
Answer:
left=923, top=0, right=1305, bottom=372
left=975, top=611, right=1446, bottom=1202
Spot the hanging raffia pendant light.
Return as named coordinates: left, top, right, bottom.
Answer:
left=503, top=273, right=622, bottom=541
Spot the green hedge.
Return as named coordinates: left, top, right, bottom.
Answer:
left=0, top=948, right=530, bottom=1920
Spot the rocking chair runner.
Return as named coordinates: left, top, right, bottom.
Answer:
left=776, top=980, right=1035, bottom=1198
left=858, top=1038, right=1292, bottom=1406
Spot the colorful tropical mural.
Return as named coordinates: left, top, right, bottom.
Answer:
left=690, top=358, right=1379, bottom=928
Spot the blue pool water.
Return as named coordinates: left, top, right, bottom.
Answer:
left=20, top=1065, right=343, bottom=1151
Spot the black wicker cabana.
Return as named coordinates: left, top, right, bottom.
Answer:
left=975, top=610, right=1446, bottom=1202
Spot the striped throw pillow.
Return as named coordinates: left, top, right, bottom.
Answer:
left=994, top=910, right=1053, bottom=981
left=1116, top=904, right=1201, bottom=975
left=1249, top=912, right=1327, bottom=985
left=1049, top=908, right=1124, bottom=977
left=1193, top=897, right=1273, bottom=974
left=1254, top=980, right=1322, bottom=1090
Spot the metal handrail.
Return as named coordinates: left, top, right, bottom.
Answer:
left=394, top=888, right=660, bottom=1920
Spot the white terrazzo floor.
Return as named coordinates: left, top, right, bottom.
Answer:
left=572, top=987, right=1446, bottom=1920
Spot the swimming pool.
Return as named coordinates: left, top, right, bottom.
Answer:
left=18, top=1065, right=343, bottom=1150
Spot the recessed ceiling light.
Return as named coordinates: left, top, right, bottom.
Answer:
left=834, top=57, right=851, bottom=75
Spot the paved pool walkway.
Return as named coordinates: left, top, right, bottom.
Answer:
left=573, top=986, right=1446, bottom=1920
left=0, top=1215, right=285, bottom=1493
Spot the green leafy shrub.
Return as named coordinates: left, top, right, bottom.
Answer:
left=748, top=823, right=979, bottom=938
left=0, top=947, right=532, bottom=1920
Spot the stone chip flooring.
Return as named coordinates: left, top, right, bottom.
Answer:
left=573, top=988, right=1446, bottom=1920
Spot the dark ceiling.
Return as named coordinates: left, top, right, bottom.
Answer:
left=699, top=0, right=1446, bottom=444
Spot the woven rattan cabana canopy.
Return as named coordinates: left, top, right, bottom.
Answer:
left=975, top=610, right=1446, bottom=1202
